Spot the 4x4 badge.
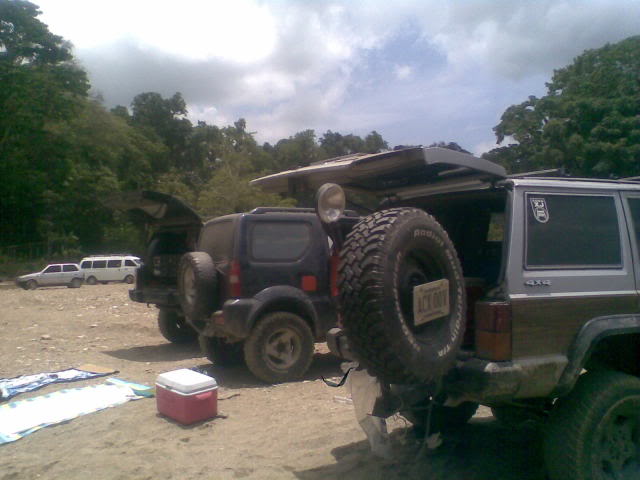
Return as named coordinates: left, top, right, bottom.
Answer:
left=530, top=197, right=549, bottom=223
left=525, top=279, right=552, bottom=287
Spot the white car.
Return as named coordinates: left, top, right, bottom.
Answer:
left=15, top=263, right=84, bottom=290
left=80, top=255, right=141, bottom=285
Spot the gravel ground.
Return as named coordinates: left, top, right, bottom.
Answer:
left=0, top=283, right=546, bottom=479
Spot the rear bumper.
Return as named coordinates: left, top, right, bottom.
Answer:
left=129, top=287, right=178, bottom=307
left=207, top=299, right=256, bottom=339
left=324, top=327, right=565, bottom=402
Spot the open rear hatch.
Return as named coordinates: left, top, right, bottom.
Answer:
left=104, top=190, right=202, bottom=229
left=104, top=191, right=203, bottom=305
left=251, top=147, right=507, bottom=200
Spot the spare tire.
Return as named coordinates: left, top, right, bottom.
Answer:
left=339, top=207, right=466, bottom=383
left=177, top=252, right=218, bottom=329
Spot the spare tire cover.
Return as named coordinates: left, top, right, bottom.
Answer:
left=177, top=252, right=218, bottom=329
left=339, top=207, right=466, bottom=383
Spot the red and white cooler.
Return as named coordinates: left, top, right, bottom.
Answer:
left=156, top=369, right=218, bottom=425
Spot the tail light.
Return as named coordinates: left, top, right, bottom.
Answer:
left=329, top=251, right=340, bottom=298
left=475, top=301, right=512, bottom=361
left=229, top=260, right=242, bottom=297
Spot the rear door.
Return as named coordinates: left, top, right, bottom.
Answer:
left=240, top=216, right=329, bottom=298
left=507, top=187, right=637, bottom=359
left=107, top=259, right=123, bottom=281
left=621, top=192, right=640, bottom=293
left=62, top=264, right=79, bottom=283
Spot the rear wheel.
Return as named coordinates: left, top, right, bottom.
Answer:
left=544, top=370, right=640, bottom=480
left=199, top=335, right=244, bottom=367
left=339, top=208, right=466, bottom=383
left=124, top=275, right=135, bottom=284
left=86, top=276, right=97, bottom=285
left=157, top=309, right=197, bottom=344
left=68, top=278, right=82, bottom=288
left=244, top=312, right=314, bottom=384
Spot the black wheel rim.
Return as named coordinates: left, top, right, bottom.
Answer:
left=397, top=250, right=448, bottom=336
left=263, top=327, right=302, bottom=371
left=595, top=396, right=640, bottom=479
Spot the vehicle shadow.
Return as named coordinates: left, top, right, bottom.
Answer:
left=293, top=418, right=546, bottom=480
left=192, top=351, right=345, bottom=390
left=103, top=342, right=203, bottom=362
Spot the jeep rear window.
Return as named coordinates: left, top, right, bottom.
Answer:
left=63, top=265, right=78, bottom=272
left=250, top=221, right=311, bottom=261
left=525, top=193, right=621, bottom=269
left=199, top=220, right=234, bottom=262
left=107, top=260, right=122, bottom=268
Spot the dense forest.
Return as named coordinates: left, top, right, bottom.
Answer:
left=1, top=0, right=639, bottom=263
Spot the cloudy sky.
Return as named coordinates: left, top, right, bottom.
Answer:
left=35, top=0, right=640, bottom=154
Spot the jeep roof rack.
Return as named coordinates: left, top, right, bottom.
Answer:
left=508, top=168, right=567, bottom=178
left=249, top=206, right=359, bottom=217
left=250, top=207, right=316, bottom=214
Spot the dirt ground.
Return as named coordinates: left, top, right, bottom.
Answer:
left=0, top=283, right=546, bottom=479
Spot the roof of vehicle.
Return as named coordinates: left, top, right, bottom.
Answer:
left=507, top=177, right=640, bottom=191
left=81, top=255, right=140, bottom=259
left=203, top=207, right=340, bottom=226
left=251, top=147, right=507, bottom=196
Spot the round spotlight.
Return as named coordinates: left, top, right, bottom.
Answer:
left=316, top=183, right=346, bottom=224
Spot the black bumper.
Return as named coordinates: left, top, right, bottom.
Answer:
left=129, top=287, right=178, bottom=307
left=201, top=298, right=257, bottom=339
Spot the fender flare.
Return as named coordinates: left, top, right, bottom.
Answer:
left=247, top=286, right=318, bottom=335
left=553, top=314, right=640, bottom=397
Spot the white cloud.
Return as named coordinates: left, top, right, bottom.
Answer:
left=33, top=0, right=640, bottom=149
left=394, top=65, right=413, bottom=80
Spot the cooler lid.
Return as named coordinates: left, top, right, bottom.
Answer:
left=156, top=369, right=217, bottom=393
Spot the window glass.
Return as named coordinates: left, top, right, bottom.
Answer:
left=93, top=260, right=107, bottom=268
left=199, top=220, right=235, bottom=262
left=80, top=261, right=92, bottom=269
left=44, top=265, right=61, bottom=273
left=107, top=260, right=122, bottom=268
left=626, top=198, right=640, bottom=250
left=526, top=194, right=621, bottom=268
left=125, top=259, right=137, bottom=267
left=63, top=265, right=78, bottom=272
left=250, top=222, right=311, bottom=261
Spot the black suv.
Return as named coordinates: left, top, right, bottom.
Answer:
left=119, top=191, right=352, bottom=383
left=253, top=147, right=640, bottom=479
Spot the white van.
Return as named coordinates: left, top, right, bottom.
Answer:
left=80, top=255, right=141, bottom=285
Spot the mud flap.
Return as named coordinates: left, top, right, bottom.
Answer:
left=347, top=368, right=394, bottom=459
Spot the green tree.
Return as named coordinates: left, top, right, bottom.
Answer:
left=0, top=0, right=89, bottom=247
left=272, top=129, right=321, bottom=172
left=488, top=36, right=640, bottom=177
left=196, top=154, right=295, bottom=218
left=130, top=91, right=192, bottom=171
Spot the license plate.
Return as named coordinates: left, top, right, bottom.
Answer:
left=413, top=279, right=450, bottom=326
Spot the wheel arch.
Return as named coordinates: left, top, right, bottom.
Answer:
left=249, top=286, right=318, bottom=337
left=554, top=314, right=640, bottom=397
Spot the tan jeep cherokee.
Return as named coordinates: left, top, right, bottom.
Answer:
left=253, top=146, right=640, bottom=480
